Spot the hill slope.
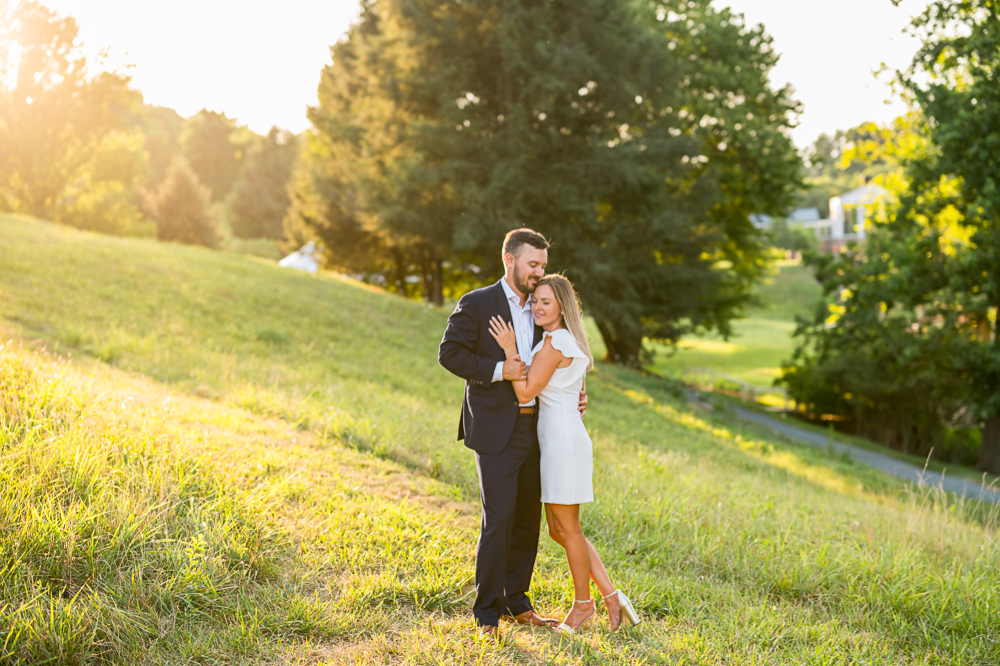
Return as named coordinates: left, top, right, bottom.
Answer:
left=2, top=215, right=999, bottom=665
left=648, top=261, right=822, bottom=386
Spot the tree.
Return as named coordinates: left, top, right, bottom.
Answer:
left=142, top=105, right=185, bottom=187
left=893, top=0, right=1000, bottom=472
left=783, top=0, right=1000, bottom=471
left=148, top=157, right=219, bottom=248
left=0, top=0, right=146, bottom=232
left=292, top=0, right=800, bottom=360
left=180, top=109, right=254, bottom=202
left=228, top=127, right=298, bottom=239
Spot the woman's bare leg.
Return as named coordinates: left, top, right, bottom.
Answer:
left=546, top=504, right=622, bottom=629
left=546, top=504, right=599, bottom=629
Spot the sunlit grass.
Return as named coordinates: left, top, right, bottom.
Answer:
left=647, top=262, right=821, bottom=386
left=2, top=215, right=1000, bottom=664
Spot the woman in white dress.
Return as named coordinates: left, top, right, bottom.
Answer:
left=489, top=274, right=641, bottom=634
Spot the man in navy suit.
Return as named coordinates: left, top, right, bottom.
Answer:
left=439, top=228, right=587, bottom=640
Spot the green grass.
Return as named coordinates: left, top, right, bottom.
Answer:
left=2, top=215, right=1000, bottom=664
left=647, top=261, right=822, bottom=386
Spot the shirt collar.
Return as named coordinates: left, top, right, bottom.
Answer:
left=500, top=277, right=530, bottom=311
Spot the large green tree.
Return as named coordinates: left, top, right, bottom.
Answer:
left=0, top=0, right=146, bottom=233
left=292, top=0, right=800, bottom=361
left=180, top=110, right=255, bottom=202
left=897, top=0, right=1000, bottom=471
left=784, top=0, right=1000, bottom=472
left=228, top=127, right=298, bottom=239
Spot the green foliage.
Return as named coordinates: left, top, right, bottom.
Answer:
left=766, top=218, right=816, bottom=253
left=180, top=109, right=255, bottom=202
left=649, top=261, right=821, bottom=386
left=148, top=157, right=220, bottom=248
left=292, top=0, right=801, bottom=358
left=783, top=2, right=1000, bottom=470
left=140, top=104, right=185, bottom=187
left=228, top=127, right=298, bottom=239
left=0, top=0, right=147, bottom=234
left=3, top=215, right=1000, bottom=663
left=798, top=121, right=908, bottom=218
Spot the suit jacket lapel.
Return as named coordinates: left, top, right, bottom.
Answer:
left=493, top=280, right=514, bottom=322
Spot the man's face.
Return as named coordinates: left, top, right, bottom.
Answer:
left=506, top=246, right=547, bottom=295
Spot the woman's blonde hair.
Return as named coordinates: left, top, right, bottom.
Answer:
left=535, top=274, right=595, bottom=372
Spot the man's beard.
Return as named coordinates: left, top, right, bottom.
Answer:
left=512, top=265, right=538, bottom=295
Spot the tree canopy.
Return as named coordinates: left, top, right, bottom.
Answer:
left=0, top=0, right=147, bottom=234
left=229, top=128, right=298, bottom=240
left=290, top=0, right=801, bottom=363
left=783, top=0, right=1000, bottom=472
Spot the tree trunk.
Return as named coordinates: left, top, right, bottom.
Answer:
left=977, top=414, right=1000, bottom=475
left=430, top=259, right=443, bottom=307
left=391, top=249, right=407, bottom=296
left=595, top=319, right=643, bottom=367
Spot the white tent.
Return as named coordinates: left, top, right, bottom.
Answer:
left=278, top=241, right=321, bottom=273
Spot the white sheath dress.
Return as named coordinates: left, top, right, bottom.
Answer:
left=530, top=329, right=593, bottom=505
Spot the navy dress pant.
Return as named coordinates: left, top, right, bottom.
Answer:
left=472, top=413, right=542, bottom=627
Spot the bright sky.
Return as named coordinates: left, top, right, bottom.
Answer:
left=38, top=0, right=925, bottom=147
left=724, top=0, right=926, bottom=146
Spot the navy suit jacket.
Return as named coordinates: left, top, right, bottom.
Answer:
left=438, top=280, right=542, bottom=455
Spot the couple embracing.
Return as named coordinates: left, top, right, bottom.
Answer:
left=439, top=228, right=641, bottom=640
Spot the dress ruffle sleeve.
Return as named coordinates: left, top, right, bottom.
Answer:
left=530, top=329, right=589, bottom=388
left=545, top=329, right=589, bottom=360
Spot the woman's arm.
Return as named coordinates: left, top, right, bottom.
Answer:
left=511, top=337, right=565, bottom=403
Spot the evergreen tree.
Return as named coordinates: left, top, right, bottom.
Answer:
left=292, top=0, right=800, bottom=359
left=180, top=110, right=253, bottom=201
left=149, top=157, right=219, bottom=248
left=142, top=105, right=185, bottom=187
left=229, top=127, right=298, bottom=239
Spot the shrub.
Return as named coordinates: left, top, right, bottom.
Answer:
left=147, top=157, right=219, bottom=248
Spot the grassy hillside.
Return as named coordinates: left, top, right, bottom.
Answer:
left=2, top=215, right=1000, bottom=664
left=648, top=261, right=822, bottom=386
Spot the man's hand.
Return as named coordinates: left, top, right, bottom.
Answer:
left=578, top=385, right=588, bottom=418
left=502, top=355, right=527, bottom=381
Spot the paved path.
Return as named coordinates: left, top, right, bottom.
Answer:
left=732, top=405, right=1000, bottom=505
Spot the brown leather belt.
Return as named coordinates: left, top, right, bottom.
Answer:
left=518, top=405, right=537, bottom=416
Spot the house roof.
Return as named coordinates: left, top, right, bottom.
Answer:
left=839, top=183, right=887, bottom=205
left=789, top=207, right=821, bottom=223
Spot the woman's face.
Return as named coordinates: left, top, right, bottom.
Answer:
left=531, top=283, right=562, bottom=329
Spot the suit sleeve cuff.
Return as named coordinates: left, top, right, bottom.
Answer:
left=492, top=361, right=504, bottom=383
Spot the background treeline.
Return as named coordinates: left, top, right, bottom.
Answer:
left=2, top=0, right=806, bottom=369
left=0, top=1, right=298, bottom=253
left=285, top=0, right=802, bottom=364
left=781, top=0, right=1000, bottom=474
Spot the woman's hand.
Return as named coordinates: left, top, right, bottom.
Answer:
left=488, top=316, right=518, bottom=359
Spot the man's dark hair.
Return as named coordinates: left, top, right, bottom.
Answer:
left=502, top=228, right=550, bottom=259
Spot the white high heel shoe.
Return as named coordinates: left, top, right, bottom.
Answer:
left=555, top=598, right=596, bottom=634
left=602, top=589, right=642, bottom=628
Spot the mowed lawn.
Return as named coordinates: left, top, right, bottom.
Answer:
left=647, top=261, right=822, bottom=386
left=2, top=215, right=999, bottom=665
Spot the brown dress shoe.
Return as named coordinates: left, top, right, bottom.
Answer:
left=476, top=624, right=501, bottom=641
left=504, top=610, right=558, bottom=627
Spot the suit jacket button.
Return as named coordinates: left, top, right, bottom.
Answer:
left=513, top=401, right=518, bottom=406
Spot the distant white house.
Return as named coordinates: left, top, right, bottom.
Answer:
left=278, top=241, right=322, bottom=273
left=788, top=207, right=821, bottom=223
left=798, top=184, right=886, bottom=251
left=750, top=207, right=820, bottom=230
